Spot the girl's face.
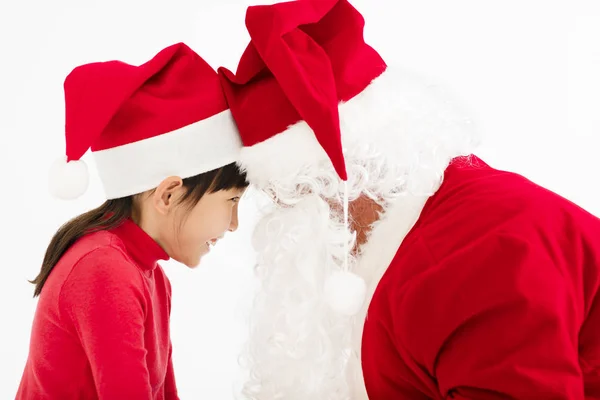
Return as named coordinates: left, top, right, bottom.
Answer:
left=139, top=178, right=246, bottom=268
left=169, top=187, right=244, bottom=267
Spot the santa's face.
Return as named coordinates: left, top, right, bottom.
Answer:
left=323, top=194, right=383, bottom=253
left=264, top=183, right=383, bottom=252
left=240, top=144, right=407, bottom=399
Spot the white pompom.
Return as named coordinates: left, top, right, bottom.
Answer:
left=48, top=156, right=89, bottom=200
left=324, top=270, right=367, bottom=316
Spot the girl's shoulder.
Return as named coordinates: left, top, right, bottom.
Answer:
left=40, top=230, right=143, bottom=306
left=66, top=230, right=130, bottom=265
left=57, top=230, right=140, bottom=286
left=56, top=231, right=150, bottom=326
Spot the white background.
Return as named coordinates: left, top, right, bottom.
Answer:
left=1, top=0, right=599, bottom=398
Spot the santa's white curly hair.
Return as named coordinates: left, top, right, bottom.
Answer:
left=234, top=64, right=481, bottom=400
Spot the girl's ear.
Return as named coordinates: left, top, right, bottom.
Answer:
left=152, top=176, right=184, bottom=215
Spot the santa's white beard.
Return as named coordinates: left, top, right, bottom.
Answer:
left=239, top=142, right=453, bottom=399
left=242, top=194, right=355, bottom=400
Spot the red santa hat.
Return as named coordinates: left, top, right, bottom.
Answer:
left=219, top=0, right=392, bottom=316
left=50, top=42, right=242, bottom=200
left=218, top=0, right=387, bottom=186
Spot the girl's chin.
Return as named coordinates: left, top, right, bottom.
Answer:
left=178, top=242, right=213, bottom=268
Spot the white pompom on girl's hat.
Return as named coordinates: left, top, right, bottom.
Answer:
left=49, top=42, right=242, bottom=200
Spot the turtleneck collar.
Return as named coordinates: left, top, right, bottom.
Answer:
left=110, top=218, right=169, bottom=270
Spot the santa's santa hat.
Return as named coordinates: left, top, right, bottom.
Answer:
left=50, top=42, right=242, bottom=200
left=219, top=0, right=395, bottom=316
left=218, top=0, right=389, bottom=187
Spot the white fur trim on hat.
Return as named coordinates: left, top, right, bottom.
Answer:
left=93, top=109, right=242, bottom=199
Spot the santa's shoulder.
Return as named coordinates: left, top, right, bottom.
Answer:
left=413, top=154, right=600, bottom=263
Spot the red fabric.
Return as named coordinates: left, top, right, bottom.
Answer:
left=16, top=219, right=179, bottom=400
left=362, top=156, right=600, bottom=399
left=64, top=42, right=227, bottom=161
left=219, top=0, right=387, bottom=180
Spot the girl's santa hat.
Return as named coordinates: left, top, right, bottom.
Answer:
left=50, top=42, right=242, bottom=200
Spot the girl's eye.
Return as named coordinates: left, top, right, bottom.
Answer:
left=230, top=197, right=240, bottom=203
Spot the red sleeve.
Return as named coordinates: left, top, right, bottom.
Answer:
left=162, top=268, right=179, bottom=399
left=397, top=233, right=584, bottom=399
left=164, top=342, right=179, bottom=399
left=59, top=246, right=152, bottom=399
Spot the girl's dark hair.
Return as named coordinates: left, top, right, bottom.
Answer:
left=30, top=162, right=248, bottom=297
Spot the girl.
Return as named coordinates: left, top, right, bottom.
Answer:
left=16, top=42, right=247, bottom=399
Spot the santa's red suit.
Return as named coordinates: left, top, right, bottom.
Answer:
left=219, top=0, right=600, bottom=398
left=351, top=155, right=600, bottom=399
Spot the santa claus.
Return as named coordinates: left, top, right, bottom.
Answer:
left=219, top=0, right=600, bottom=399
